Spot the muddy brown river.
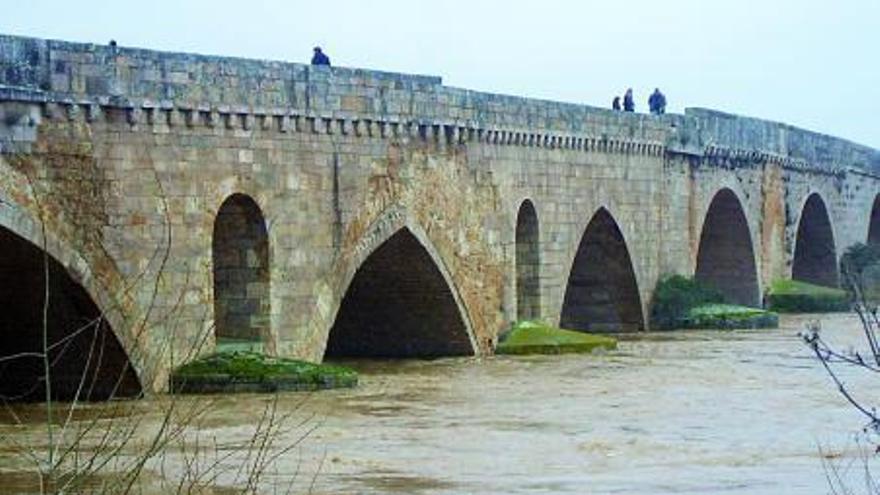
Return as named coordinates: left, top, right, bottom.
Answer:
left=1, top=313, right=877, bottom=494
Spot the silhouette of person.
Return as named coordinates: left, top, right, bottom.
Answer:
left=623, top=88, right=635, bottom=112
left=612, top=96, right=621, bottom=111
left=648, top=88, right=667, bottom=115
left=311, top=47, right=331, bottom=66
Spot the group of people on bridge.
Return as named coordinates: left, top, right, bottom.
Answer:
left=310, top=46, right=671, bottom=116
left=612, top=88, right=667, bottom=115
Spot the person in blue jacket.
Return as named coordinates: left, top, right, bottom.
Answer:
left=311, top=47, right=331, bottom=66
left=648, top=88, right=667, bottom=115
left=623, top=88, right=635, bottom=112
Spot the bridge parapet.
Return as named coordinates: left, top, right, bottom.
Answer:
left=668, top=108, right=880, bottom=175
left=0, top=32, right=668, bottom=147
left=2, top=33, right=876, bottom=172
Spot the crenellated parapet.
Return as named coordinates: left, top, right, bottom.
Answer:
left=0, top=86, right=668, bottom=160
left=1, top=34, right=876, bottom=170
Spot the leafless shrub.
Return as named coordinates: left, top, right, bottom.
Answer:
left=802, top=243, right=880, bottom=494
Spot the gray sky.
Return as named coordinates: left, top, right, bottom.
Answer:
left=4, top=0, right=879, bottom=148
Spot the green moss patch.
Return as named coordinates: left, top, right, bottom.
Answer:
left=682, top=303, right=778, bottom=329
left=170, top=351, right=357, bottom=394
left=766, top=279, right=849, bottom=313
left=496, top=321, right=617, bottom=355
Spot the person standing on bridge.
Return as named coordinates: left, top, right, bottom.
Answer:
left=311, top=46, right=331, bottom=66
left=623, top=88, right=635, bottom=112
left=648, top=88, right=667, bottom=115
left=612, top=96, right=621, bottom=111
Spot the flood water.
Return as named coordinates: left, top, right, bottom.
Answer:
left=1, top=313, right=877, bottom=494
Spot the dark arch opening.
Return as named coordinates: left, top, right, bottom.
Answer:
left=868, top=195, right=880, bottom=246
left=516, top=200, right=540, bottom=321
left=0, top=226, right=141, bottom=402
left=325, top=228, right=473, bottom=358
left=695, top=189, right=760, bottom=306
left=793, top=193, right=838, bottom=287
left=560, top=208, right=644, bottom=332
left=212, top=194, right=270, bottom=346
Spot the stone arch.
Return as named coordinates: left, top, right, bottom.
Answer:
left=325, top=211, right=476, bottom=358
left=0, top=221, right=141, bottom=401
left=560, top=207, right=644, bottom=332
left=868, top=195, right=880, bottom=246
left=515, top=199, right=540, bottom=321
left=212, top=193, right=270, bottom=346
left=793, top=192, right=838, bottom=287
left=695, top=188, right=760, bottom=306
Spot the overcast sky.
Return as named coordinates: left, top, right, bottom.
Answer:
left=4, top=0, right=879, bottom=148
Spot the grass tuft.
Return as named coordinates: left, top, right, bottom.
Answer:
left=171, top=351, right=357, bottom=394
left=766, top=279, right=849, bottom=313
left=683, top=303, right=778, bottom=329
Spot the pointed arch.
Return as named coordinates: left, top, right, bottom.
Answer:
left=0, top=224, right=141, bottom=401
left=561, top=208, right=644, bottom=332
left=868, top=195, right=880, bottom=246
left=212, top=193, right=270, bottom=345
left=793, top=193, right=838, bottom=287
left=695, top=188, right=760, bottom=306
left=515, top=199, right=540, bottom=321
left=325, top=225, right=475, bottom=358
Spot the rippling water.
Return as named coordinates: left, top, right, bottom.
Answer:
left=1, top=313, right=876, bottom=494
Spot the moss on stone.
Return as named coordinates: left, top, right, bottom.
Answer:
left=766, top=279, right=849, bottom=313
left=496, top=321, right=617, bottom=355
left=170, top=351, right=357, bottom=394
left=683, top=303, right=778, bottom=329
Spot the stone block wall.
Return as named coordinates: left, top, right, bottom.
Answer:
left=0, top=33, right=878, bottom=392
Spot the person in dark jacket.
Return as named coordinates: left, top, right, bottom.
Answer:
left=612, top=96, right=621, bottom=111
left=648, top=88, right=667, bottom=115
left=311, top=47, right=331, bottom=66
left=623, top=88, right=635, bottom=112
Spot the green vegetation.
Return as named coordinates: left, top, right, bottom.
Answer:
left=171, top=351, right=358, bottom=394
left=650, top=275, right=777, bottom=329
left=840, top=243, right=880, bottom=305
left=683, top=303, right=778, bottom=329
left=650, top=275, right=725, bottom=330
left=766, top=279, right=849, bottom=313
left=496, top=321, right=617, bottom=355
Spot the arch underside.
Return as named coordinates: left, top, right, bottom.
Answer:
left=793, top=194, right=838, bottom=287
left=325, top=228, right=473, bottom=358
left=0, top=226, right=140, bottom=402
left=516, top=201, right=540, bottom=321
left=213, top=194, right=270, bottom=344
left=560, top=209, right=643, bottom=332
left=695, top=189, right=760, bottom=306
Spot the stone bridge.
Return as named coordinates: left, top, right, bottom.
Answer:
left=1, top=34, right=878, bottom=396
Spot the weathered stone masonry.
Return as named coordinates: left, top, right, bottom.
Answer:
left=0, top=34, right=878, bottom=393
